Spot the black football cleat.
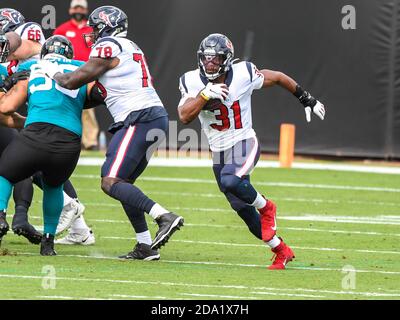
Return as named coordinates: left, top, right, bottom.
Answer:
left=12, top=222, right=42, bottom=245
left=0, top=211, right=9, bottom=239
left=151, top=212, right=184, bottom=250
left=119, top=243, right=160, bottom=261
left=40, top=233, right=57, bottom=256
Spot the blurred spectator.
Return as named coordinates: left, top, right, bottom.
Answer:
left=54, top=0, right=100, bottom=151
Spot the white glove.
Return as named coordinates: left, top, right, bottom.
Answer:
left=36, top=60, right=61, bottom=79
left=305, top=101, right=325, bottom=122
left=200, top=82, right=229, bottom=102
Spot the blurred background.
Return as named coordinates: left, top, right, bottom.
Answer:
left=2, top=0, right=399, bottom=159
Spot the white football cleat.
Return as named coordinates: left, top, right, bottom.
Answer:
left=55, top=229, right=95, bottom=245
left=56, top=200, right=85, bottom=235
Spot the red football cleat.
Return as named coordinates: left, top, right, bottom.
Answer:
left=268, top=238, right=295, bottom=270
left=259, top=199, right=277, bottom=241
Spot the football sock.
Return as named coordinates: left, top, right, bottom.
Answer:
left=63, top=180, right=78, bottom=199
left=251, top=193, right=267, bottom=209
left=237, top=206, right=262, bottom=240
left=63, top=192, right=73, bottom=207
left=136, top=230, right=152, bottom=246
left=12, top=206, right=29, bottom=226
left=0, top=176, right=13, bottom=211
left=13, top=178, right=33, bottom=209
left=266, top=235, right=281, bottom=249
left=70, top=216, right=90, bottom=234
left=110, top=181, right=155, bottom=213
left=122, top=203, right=149, bottom=233
left=42, top=183, right=63, bottom=235
left=149, top=203, right=169, bottom=220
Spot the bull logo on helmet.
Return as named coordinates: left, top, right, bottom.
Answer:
left=1, top=9, right=21, bottom=24
left=98, top=8, right=121, bottom=28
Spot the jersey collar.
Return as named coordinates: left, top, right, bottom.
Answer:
left=199, top=68, right=233, bottom=87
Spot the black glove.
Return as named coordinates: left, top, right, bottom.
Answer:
left=0, top=70, right=31, bottom=93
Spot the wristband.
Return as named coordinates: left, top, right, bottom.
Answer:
left=200, top=90, right=210, bottom=101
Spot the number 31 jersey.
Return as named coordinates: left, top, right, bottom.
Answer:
left=90, top=36, right=164, bottom=123
left=178, top=61, right=264, bottom=152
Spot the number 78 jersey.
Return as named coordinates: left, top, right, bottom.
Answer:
left=90, top=36, right=164, bottom=122
left=178, top=61, right=265, bottom=152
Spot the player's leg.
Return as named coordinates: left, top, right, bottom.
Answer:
left=101, top=116, right=183, bottom=252
left=0, top=136, right=42, bottom=245
left=40, top=146, right=81, bottom=256
left=11, top=178, right=42, bottom=244
left=213, top=162, right=262, bottom=239
left=32, top=172, right=90, bottom=239
left=217, top=138, right=295, bottom=269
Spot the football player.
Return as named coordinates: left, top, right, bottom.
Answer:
left=177, top=33, right=326, bottom=270
left=0, top=9, right=95, bottom=246
left=40, top=6, right=184, bottom=260
left=0, top=35, right=102, bottom=255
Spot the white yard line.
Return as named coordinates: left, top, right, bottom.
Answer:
left=180, top=292, right=324, bottom=299
left=8, top=252, right=400, bottom=275
left=102, top=236, right=400, bottom=255
left=78, top=157, right=400, bottom=175
left=72, top=174, right=400, bottom=193
left=0, top=274, right=397, bottom=299
left=36, top=295, right=107, bottom=300
left=72, top=189, right=400, bottom=208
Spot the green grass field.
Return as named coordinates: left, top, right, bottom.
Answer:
left=0, top=163, right=399, bottom=300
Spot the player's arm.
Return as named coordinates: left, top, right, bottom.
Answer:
left=52, top=57, right=119, bottom=90
left=178, top=82, right=229, bottom=124
left=8, top=39, right=41, bottom=61
left=84, top=81, right=105, bottom=109
left=0, top=79, right=28, bottom=115
left=260, top=68, right=325, bottom=122
left=0, top=111, right=26, bottom=129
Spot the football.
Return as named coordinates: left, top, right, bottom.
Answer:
left=203, top=98, right=222, bottom=111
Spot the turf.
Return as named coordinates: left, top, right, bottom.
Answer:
left=0, top=164, right=399, bottom=300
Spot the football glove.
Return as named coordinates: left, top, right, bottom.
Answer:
left=294, top=85, right=326, bottom=122
left=200, top=82, right=229, bottom=102
left=0, top=70, right=31, bottom=93
left=37, top=60, right=61, bottom=79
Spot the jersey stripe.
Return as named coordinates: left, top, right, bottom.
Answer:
left=235, top=137, right=259, bottom=178
left=245, top=61, right=253, bottom=82
left=180, top=74, right=188, bottom=93
left=107, top=126, right=137, bottom=178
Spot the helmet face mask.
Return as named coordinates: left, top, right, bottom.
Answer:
left=198, top=33, right=234, bottom=81
left=41, top=35, right=74, bottom=60
left=0, top=32, right=10, bottom=63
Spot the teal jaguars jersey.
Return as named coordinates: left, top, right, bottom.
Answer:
left=18, top=58, right=87, bottom=137
left=0, top=64, right=8, bottom=82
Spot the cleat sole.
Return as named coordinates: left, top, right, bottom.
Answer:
left=151, top=217, right=184, bottom=250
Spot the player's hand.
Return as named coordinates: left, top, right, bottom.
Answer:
left=200, top=82, right=229, bottom=102
left=0, top=70, right=30, bottom=93
left=305, top=101, right=325, bottom=122
left=37, top=60, right=61, bottom=79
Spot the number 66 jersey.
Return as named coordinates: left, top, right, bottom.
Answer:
left=90, top=36, right=164, bottom=123
left=178, top=61, right=265, bottom=152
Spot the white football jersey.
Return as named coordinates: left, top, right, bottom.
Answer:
left=90, top=36, right=164, bottom=122
left=1, top=22, right=46, bottom=75
left=178, top=61, right=264, bottom=152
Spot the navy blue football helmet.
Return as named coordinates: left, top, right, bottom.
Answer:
left=0, top=8, right=25, bottom=33
left=197, top=33, right=234, bottom=80
left=84, top=6, right=128, bottom=47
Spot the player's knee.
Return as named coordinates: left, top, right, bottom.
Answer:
left=101, top=177, right=122, bottom=195
left=220, top=174, right=241, bottom=193
left=228, top=197, right=247, bottom=212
